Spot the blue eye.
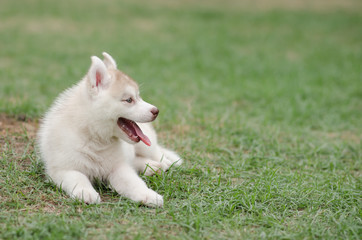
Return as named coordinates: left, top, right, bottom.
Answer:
left=125, top=98, right=133, bottom=103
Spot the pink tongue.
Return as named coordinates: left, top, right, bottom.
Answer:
left=134, top=124, right=151, bottom=146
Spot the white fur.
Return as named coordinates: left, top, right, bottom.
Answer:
left=37, top=52, right=182, bottom=207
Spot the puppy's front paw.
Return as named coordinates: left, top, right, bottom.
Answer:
left=126, top=188, right=163, bottom=207
left=142, top=189, right=164, bottom=207
left=71, top=188, right=101, bottom=204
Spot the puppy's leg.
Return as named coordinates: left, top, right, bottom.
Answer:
left=109, top=164, right=163, bottom=207
left=50, top=170, right=100, bottom=204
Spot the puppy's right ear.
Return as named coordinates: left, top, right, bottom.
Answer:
left=102, top=52, right=117, bottom=69
left=88, top=56, right=110, bottom=92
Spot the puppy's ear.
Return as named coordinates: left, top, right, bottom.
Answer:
left=102, top=52, right=117, bottom=69
left=88, top=56, right=110, bottom=91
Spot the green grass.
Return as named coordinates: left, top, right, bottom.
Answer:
left=1, top=0, right=361, bottom=239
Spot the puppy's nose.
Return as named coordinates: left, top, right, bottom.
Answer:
left=151, top=108, right=159, bottom=117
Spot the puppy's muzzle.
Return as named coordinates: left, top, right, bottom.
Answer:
left=151, top=108, right=159, bottom=120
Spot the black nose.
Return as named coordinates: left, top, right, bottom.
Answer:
left=151, top=108, right=159, bottom=116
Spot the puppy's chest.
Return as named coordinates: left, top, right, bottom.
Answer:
left=80, top=141, right=136, bottom=178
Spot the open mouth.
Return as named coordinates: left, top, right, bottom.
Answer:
left=117, top=118, right=151, bottom=146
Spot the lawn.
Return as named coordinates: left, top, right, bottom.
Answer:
left=0, top=0, right=361, bottom=239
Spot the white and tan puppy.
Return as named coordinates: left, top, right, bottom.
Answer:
left=37, top=52, right=182, bottom=207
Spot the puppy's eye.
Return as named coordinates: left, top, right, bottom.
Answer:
left=124, top=98, right=133, bottom=103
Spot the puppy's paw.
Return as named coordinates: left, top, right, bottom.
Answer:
left=142, top=189, right=164, bottom=208
left=170, top=157, right=183, bottom=167
left=143, top=161, right=163, bottom=176
left=71, top=187, right=101, bottom=204
left=160, top=148, right=183, bottom=169
left=127, top=188, right=163, bottom=207
left=160, top=156, right=183, bottom=172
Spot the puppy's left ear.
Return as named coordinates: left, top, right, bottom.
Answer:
left=88, top=56, right=110, bottom=91
left=102, top=52, right=117, bottom=69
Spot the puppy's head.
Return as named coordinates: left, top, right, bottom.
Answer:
left=85, top=52, right=158, bottom=146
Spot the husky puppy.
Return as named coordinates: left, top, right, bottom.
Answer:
left=37, top=52, right=182, bottom=207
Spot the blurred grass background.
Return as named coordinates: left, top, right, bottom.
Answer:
left=1, top=0, right=361, bottom=131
